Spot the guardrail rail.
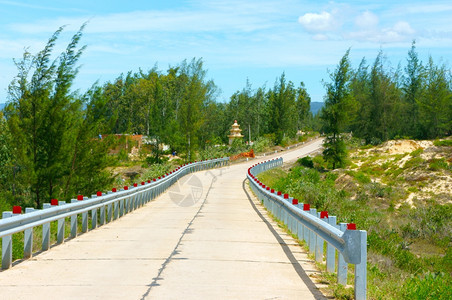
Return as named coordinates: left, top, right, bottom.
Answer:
left=247, top=158, right=367, bottom=300
left=1, top=157, right=229, bottom=270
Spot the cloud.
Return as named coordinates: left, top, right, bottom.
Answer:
left=298, top=11, right=336, bottom=33
left=355, top=11, right=378, bottom=29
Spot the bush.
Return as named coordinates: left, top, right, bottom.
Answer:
left=297, top=156, right=314, bottom=168
left=146, top=155, right=169, bottom=165
left=252, top=136, right=273, bottom=153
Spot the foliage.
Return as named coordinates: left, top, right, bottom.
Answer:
left=3, top=25, right=115, bottom=208
left=342, top=42, right=452, bottom=143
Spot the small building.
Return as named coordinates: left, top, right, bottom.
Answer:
left=228, top=120, right=244, bottom=145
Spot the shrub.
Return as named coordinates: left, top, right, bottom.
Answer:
left=297, top=156, right=314, bottom=168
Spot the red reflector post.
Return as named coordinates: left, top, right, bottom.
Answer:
left=51, top=199, right=58, bottom=206
left=303, top=204, right=310, bottom=211
left=320, top=211, right=328, bottom=219
left=77, top=195, right=84, bottom=201
left=12, top=206, right=22, bottom=214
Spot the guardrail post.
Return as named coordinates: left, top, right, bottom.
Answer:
left=57, top=201, right=66, bottom=244
left=107, top=191, right=114, bottom=222
left=309, top=208, right=317, bottom=254
left=337, top=222, right=348, bottom=285
left=355, top=230, right=367, bottom=300
left=316, top=211, right=324, bottom=263
left=82, top=197, right=88, bottom=233
left=326, top=215, right=337, bottom=272
left=42, top=203, right=51, bottom=251
left=24, top=208, right=34, bottom=259
left=91, top=195, right=98, bottom=229
left=70, top=199, right=77, bottom=238
left=2, top=211, right=13, bottom=269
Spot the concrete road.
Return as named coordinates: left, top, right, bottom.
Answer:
left=0, top=139, right=325, bottom=300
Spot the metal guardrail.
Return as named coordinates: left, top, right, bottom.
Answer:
left=247, top=158, right=367, bottom=300
left=0, top=157, right=229, bottom=270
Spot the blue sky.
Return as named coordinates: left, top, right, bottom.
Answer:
left=1, top=0, right=451, bottom=103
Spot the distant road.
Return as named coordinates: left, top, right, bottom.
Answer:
left=0, top=138, right=325, bottom=300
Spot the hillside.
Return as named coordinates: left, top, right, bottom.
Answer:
left=257, top=138, right=452, bottom=299
left=310, top=101, right=324, bottom=115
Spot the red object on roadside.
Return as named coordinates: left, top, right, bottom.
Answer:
left=277, top=191, right=282, bottom=196
left=51, top=199, right=58, bottom=206
left=112, top=188, right=117, bottom=192
left=77, top=195, right=84, bottom=201
left=292, top=199, right=298, bottom=205
left=320, top=211, right=329, bottom=219
left=12, top=206, right=22, bottom=214
left=347, top=223, right=357, bottom=230
left=97, top=191, right=102, bottom=196
left=303, top=203, right=310, bottom=211
left=124, top=186, right=129, bottom=190
left=284, top=193, right=289, bottom=199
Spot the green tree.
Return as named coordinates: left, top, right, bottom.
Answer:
left=418, top=57, right=452, bottom=138
left=403, top=41, right=425, bottom=138
left=321, top=49, right=352, bottom=169
left=267, top=73, right=297, bottom=144
left=295, top=81, right=311, bottom=131
left=5, top=26, right=86, bottom=206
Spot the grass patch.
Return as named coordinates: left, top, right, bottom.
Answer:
left=433, top=139, right=452, bottom=147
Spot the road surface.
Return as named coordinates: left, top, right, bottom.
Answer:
left=0, top=139, right=325, bottom=299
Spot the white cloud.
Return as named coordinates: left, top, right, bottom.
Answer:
left=355, top=11, right=378, bottom=29
left=392, top=21, right=415, bottom=35
left=298, top=11, right=336, bottom=33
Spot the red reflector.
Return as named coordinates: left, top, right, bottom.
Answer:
left=284, top=193, right=289, bottom=199
left=347, top=223, right=356, bottom=230
left=320, top=211, right=328, bottom=219
left=77, top=195, right=84, bottom=201
left=12, top=206, right=22, bottom=214
left=97, top=191, right=102, bottom=196
left=303, top=204, right=310, bottom=211
left=292, top=199, right=298, bottom=205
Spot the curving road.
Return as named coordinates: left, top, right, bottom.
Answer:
left=0, top=139, right=324, bottom=299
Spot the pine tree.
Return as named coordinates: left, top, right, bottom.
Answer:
left=321, top=49, right=352, bottom=169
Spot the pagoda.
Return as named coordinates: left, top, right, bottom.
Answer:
left=228, top=120, right=244, bottom=144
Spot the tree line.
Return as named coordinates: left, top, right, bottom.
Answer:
left=321, top=43, right=452, bottom=168
left=0, top=27, right=312, bottom=209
